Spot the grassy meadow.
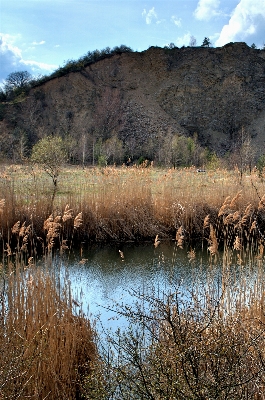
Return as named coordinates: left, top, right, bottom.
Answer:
left=2, top=163, right=265, bottom=398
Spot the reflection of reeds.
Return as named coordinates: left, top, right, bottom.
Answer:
left=154, top=234, right=160, bottom=248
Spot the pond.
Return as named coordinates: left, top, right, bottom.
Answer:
left=51, top=241, right=231, bottom=331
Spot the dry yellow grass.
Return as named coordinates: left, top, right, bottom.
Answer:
left=0, top=163, right=264, bottom=249
left=0, top=261, right=99, bottom=399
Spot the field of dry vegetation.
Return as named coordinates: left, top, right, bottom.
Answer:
left=2, top=164, right=265, bottom=398
left=0, top=163, right=265, bottom=250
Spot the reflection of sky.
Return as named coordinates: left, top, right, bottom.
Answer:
left=45, top=243, right=265, bottom=335
left=50, top=242, right=216, bottom=332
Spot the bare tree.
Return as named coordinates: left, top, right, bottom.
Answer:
left=189, top=35, right=197, bottom=47
left=4, top=71, right=32, bottom=93
left=101, top=135, right=124, bottom=164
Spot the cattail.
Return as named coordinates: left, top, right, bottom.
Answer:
left=72, top=298, right=80, bottom=307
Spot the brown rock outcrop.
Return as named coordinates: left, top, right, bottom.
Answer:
left=1, top=42, right=265, bottom=160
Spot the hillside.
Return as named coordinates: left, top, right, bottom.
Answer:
left=1, top=42, right=265, bottom=164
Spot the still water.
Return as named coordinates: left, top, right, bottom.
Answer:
left=51, top=241, right=225, bottom=330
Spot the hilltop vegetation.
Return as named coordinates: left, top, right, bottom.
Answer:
left=0, top=45, right=134, bottom=101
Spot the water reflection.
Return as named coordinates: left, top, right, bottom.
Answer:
left=52, top=242, right=220, bottom=330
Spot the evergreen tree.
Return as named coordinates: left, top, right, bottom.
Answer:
left=201, top=37, right=211, bottom=47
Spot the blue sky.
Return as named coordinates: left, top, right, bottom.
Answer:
left=1, top=0, right=265, bottom=84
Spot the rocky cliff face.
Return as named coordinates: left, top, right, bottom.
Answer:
left=1, top=42, right=265, bottom=161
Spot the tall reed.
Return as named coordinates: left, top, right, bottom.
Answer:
left=0, top=260, right=100, bottom=399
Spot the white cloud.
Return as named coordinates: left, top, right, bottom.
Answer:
left=142, top=7, right=158, bottom=24
left=0, top=34, right=22, bottom=60
left=0, top=34, right=57, bottom=83
left=194, top=0, right=221, bottom=21
left=175, top=32, right=191, bottom=47
left=215, top=0, right=265, bottom=46
left=171, top=15, right=182, bottom=27
left=32, top=40, right=45, bottom=45
left=22, top=59, right=57, bottom=72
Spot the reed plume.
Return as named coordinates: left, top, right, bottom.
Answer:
left=74, top=212, right=83, bottom=229
left=208, top=224, right=218, bottom=256
left=63, top=204, right=74, bottom=222
left=176, top=226, right=184, bottom=249
left=154, top=234, right=160, bottom=248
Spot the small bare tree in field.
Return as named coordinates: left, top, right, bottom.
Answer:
left=31, top=136, right=67, bottom=209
